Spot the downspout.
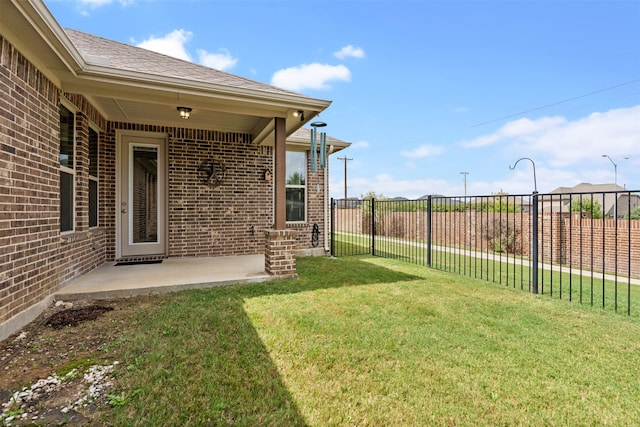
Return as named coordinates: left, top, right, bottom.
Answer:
left=324, top=144, right=336, bottom=252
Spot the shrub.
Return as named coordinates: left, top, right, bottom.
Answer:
left=625, top=206, right=640, bottom=220
left=571, top=199, right=603, bottom=219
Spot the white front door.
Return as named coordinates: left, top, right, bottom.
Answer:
left=118, top=131, right=167, bottom=258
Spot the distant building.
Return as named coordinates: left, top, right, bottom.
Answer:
left=547, top=183, right=640, bottom=218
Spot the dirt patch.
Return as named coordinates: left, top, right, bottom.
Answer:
left=0, top=296, right=158, bottom=426
left=45, top=305, right=114, bottom=329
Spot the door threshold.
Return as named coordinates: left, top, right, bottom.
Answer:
left=115, top=259, right=163, bottom=266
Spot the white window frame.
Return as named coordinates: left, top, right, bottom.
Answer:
left=285, top=150, right=307, bottom=223
left=59, top=101, right=76, bottom=234
left=88, top=124, right=99, bottom=228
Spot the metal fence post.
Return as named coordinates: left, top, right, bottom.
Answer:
left=330, top=198, right=335, bottom=257
left=427, top=196, right=432, bottom=267
left=371, top=198, right=376, bottom=256
left=532, top=192, right=539, bottom=294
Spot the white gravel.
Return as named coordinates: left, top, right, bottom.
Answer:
left=0, top=361, right=119, bottom=425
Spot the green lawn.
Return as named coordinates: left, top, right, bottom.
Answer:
left=107, top=256, right=640, bottom=426
left=333, top=231, right=640, bottom=317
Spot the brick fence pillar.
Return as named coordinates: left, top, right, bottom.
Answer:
left=264, top=229, right=299, bottom=279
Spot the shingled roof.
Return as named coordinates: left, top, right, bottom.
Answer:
left=289, top=127, right=349, bottom=147
left=64, top=28, right=304, bottom=98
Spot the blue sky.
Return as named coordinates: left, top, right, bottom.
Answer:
left=45, top=0, right=640, bottom=199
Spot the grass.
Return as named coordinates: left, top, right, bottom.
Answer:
left=334, top=232, right=640, bottom=317
left=105, top=256, right=640, bottom=426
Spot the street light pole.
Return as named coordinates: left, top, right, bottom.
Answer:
left=602, top=154, right=630, bottom=219
left=602, top=154, right=618, bottom=187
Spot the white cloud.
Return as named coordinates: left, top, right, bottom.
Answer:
left=78, top=0, right=134, bottom=8
left=400, top=144, right=444, bottom=158
left=462, top=106, right=640, bottom=168
left=271, top=63, right=351, bottom=91
left=136, top=29, right=193, bottom=61
left=197, top=48, right=238, bottom=71
left=334, top=45, right=365, bottom=60
left=79, top=0, right=116, bottom=6
left=462, top=116, right=566, bottom=148
left=352, top=140, right=370, bottom=149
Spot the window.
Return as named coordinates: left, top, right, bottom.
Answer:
left=88, top=127, right=99, bottom=227
left=286, top=151, right=306, bottom=222
left=59, top=105, right=75, bottom=232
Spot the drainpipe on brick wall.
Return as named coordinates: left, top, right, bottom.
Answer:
left=324, top=145, right=336, bottom=253
left=324, top=158, right=329, bottom=252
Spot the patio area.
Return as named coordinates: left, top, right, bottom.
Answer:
left=55, top=255, right=271, bottom=301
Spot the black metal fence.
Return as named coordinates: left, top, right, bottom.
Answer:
left=331, top=191, right=640, bottom=316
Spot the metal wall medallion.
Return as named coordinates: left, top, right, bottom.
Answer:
left=198, top=160, right=227, bottom=187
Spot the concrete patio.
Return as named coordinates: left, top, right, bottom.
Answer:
left=55, top=255, right=271, bottom=301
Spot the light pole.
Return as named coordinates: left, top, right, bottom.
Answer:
left=460, top=171, right=469, bottom=197
left=602, top=154, right=618, bottom=187
left=601, top=154, right=629, bottom=188
left=602, top=154, right=629, bottom=219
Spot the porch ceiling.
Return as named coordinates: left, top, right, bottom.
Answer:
left=86, top=94, right=276, bottom=137
left=60, top=64, right=328, bottom=144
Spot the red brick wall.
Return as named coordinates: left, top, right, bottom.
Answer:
left=333, top=208, right=640, bottom=278
left=1, top=35, right=62, bottom=323
left=165, top=128, right=271, bottom=257
left=0, top=34, right=115, bottom=327
left=58, top=97, right=109, bottom=285
left=565, top=217, right=640, bottom=278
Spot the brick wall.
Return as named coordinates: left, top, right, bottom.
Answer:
left=165, top=128, right=271, bottom=257
left=333, top=207, right=640, bottom=278
left=565, top=217, right=640, bottom=278
left=58, top=96, right=108, bottom=285
left=1, top=35, right=62, bottom=324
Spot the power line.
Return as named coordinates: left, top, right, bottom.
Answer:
left=460, top=171, right=469, bottom=197
left=337, top=156, right=353, bottom=200
left=471, top=78, right=640, bottom=128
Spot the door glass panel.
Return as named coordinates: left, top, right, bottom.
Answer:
left=132, top=146, right=158, bottom=244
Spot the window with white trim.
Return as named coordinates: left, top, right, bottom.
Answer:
left=59, top=105, right=75, bottom=232
left=88, top=126, right=99, bottom=228
left=286, top=151, right=306, bottom=222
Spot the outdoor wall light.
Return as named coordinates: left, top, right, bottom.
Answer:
left=293, top=110, right=304, bottom=121
left=177, top=106, right=192, bottom=119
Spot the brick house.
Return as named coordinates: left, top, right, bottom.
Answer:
left=1, top=0, right=349, bottom=339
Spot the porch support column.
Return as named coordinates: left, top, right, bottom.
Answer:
left=265, top=117, right=298, bottom=278
left=274, top=117, right=286, bottom=229
left=264, top=228, right=298, bottom=279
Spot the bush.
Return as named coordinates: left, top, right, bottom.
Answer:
left=626, top=206, right=640, bottom=220
left=571, top=199, right=603, bottom=219
left=482, top=218, right=520, bottom=254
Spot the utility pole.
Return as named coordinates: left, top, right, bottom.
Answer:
left=460, top=171, right=469, bottom=197
left=337, top=156, right=353, bottom=200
